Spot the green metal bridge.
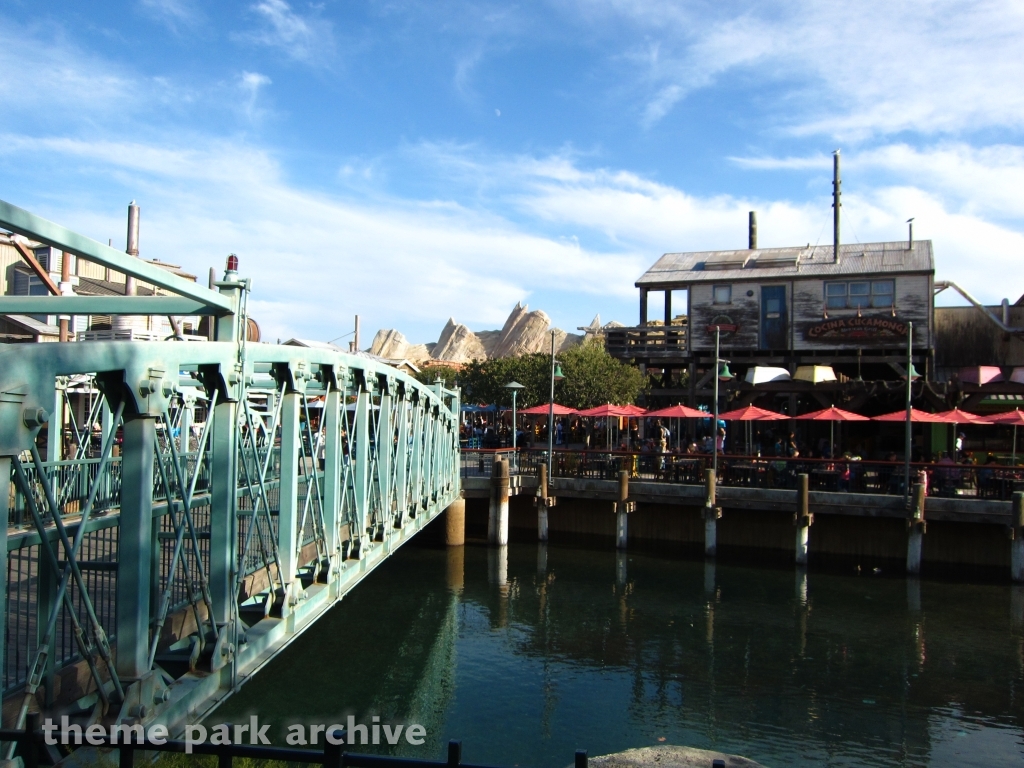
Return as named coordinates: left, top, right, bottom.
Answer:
left=0, top=199, right=462, bottom=744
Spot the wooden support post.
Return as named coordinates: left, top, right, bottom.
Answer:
left=906, top=482, right=927, bottom=575
left=488, top=458, right=510, bottom=546
left=704, top=468, right=720, bottom=557
left=444, top=497, right=466, bottom=546
left=794, top=473, right=812, bottom=565
left=535, top=462, right=553, bottom=542
left=1011, top=492, right=1024, bottom=583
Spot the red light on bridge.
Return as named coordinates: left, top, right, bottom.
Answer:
left=226, top=253, right=239, bottom=272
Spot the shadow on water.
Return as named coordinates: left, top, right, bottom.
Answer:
left=212, top=531, right=1024, bottom=768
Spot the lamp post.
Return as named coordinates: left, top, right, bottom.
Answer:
left=505, top=380, right=525, bottom=472
left=547, top=330, right=565, bottom=478
left=711, top=326, right=734, bottom=477
left=904, top=320, right=920, bottom=500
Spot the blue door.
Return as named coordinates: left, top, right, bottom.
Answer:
left=760, top=285, right=788, bottom=350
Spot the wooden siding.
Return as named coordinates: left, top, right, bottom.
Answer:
left=689, top=274, right=932, bottom=352
left=934, top=305, right=1024, bottom=369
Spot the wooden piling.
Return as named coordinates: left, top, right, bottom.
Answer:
left=794, top=473, right=812, bottom=565
left=704, top=468, right=720, bottom=557
left=1011, top=491, right=1024, bottom=582
left=906, top=482, right=927, bottom=575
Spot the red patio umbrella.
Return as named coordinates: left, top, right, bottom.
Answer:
left=990, top=409, right=1024, bottom=463
left=932, top=408, right=995, bottom=425
left=619, top=404, right=648, bottom=416
left=519, top=403, right=578, bottom=415
left=795, top=407, right=869, bottom=457
left=872, top=409, right=948, bottom=422
left=717, top=405, right=788, bottom=421
left=795, top=407, right=869, bottom=421
left=645, top=404, right=707, bottom=418
left=576, top=403, right=636, bottom=417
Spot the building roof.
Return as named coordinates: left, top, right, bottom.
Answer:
left=637, top=240, right=934, bottom=288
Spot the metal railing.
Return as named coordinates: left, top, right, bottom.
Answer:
left=460, top=449, right=519, bottom=478
left=493, top=448, right=1024, bottom=500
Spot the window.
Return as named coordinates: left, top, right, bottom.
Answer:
left=713, top=285, right=732, bottom=304
left=825, top=280, right=894, bottom=310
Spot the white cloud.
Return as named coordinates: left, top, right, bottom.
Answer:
left=573, top=0, right=1024, bottom=138
left=139, top=0, right=203, bottom=31
left=235, top=0, right=335, bottom=65
left=239, top=71, right=272, bottom=121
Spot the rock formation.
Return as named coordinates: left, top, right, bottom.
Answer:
left=368, top=303, right=610, bottom=364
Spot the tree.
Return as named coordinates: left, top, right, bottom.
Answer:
left=429, top=339, right=646, bottom=410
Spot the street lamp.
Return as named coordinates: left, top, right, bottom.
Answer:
left=903, top=320, right=921, bottom=500
left=547, top=330, right=565, bottom=478
left=505, top=380, right=525, bottom=471
left=712, top=325, right=734, bottom=477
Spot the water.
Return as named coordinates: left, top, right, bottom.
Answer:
left=214, top=540, right=1024, bottom=767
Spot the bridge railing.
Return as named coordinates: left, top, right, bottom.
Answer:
left=507, top=449, right=1019, bottom=499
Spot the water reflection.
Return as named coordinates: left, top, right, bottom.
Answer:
left=216, top=542, right=1024, bottom=768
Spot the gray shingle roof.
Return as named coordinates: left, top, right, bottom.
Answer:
left=637, top=240, right=933, bottom=287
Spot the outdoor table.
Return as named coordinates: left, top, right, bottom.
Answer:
left=810, top=468, right=839, bottom=491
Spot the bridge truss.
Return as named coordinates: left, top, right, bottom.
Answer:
left=0, top=199, right=461, bottom=741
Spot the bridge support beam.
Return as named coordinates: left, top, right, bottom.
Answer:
left=906, top=482, right=927, bottom=575
left=1011, top=492, right=1024, bottom=583
left=322, top=386, right=342, bottom=574
left=488, top=458, right=509, bottom=546
left=117, top=414, right=156, bottom=681
left=794, top=473, right=812, bottom=566
left=0, top=456, right=9, bottom=716
left=209, top=399, right=237, bottom=627
left=704, top=469, right=720, bottom=557
left=278, top=392, right=302, bottom=609
left=444, top=497, right=465, bottom=546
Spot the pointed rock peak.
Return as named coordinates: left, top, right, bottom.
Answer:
left=588, top=314, right=602, bottom=331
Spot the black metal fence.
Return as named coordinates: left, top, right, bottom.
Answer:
left=463, top=448, right=1024, bottom=500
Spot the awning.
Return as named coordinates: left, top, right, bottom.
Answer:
left=744, top=366, right=791, bottom=385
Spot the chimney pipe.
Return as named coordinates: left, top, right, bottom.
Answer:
left=907, top=217, right=914, bottom=250
left=353, top=314, right=360, bottom=353
left=832, top=150, right=841, bottom=264
left=748, top=211, right=757, bottom=250
left=125, top=200, right=139, bottom=296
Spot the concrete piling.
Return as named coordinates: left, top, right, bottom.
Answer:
left=615, top=470, right=630, bottom=550
left=794, top=473, right=812, bottom=565
left=488, top=458, right=510, bottom=546
left=1011, top=492, right=1024, bottom=582
left=444, top=497, right=466, bottom=547
left=535, top=462, right=555, bottom=542
left=906, top=482, right=927, bottom=575
left=704, top=468, right=720, bottom=557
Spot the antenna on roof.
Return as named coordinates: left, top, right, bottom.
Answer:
left=748, top=211, right=757, bottom=250
left=832, top=150, right=841, bottom=264
left=907, top=217, right=914, bottom=250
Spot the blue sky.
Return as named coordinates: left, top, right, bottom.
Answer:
left=2, top=0, right=1023, bottom=345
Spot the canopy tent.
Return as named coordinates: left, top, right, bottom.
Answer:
left=518, top=403, right=579, bottom=415
left=795, top=407, right=869, bottom=457
left=744, top=366, right=791, bottom=385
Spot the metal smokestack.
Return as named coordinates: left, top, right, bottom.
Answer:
left=748, top=211, right=757, bottom=250
left=125, top=200, right=139, bottom=296
left=832, top=150, right=841, bottom=264
left=907, top=217, right=914, bottom=250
